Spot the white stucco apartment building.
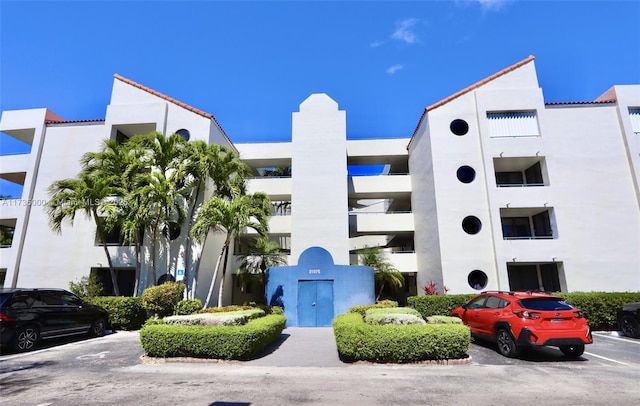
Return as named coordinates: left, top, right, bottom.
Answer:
left=1, top=55, right=639, bottom=302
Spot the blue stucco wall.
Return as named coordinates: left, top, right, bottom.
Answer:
left=265, top=246, right=375, bottom=326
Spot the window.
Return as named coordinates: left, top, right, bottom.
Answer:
left=501, top=208, right=554, bottom=239
left=462, top=216, right=482, bottom=235
left=485, top=295, right=509, bottom=309
left=450, top=119, right=469, bottom=136
left=507, top=263, right=561, bottom=292
left=494, top=158, right=546, bottom=187
left=467, top=296, right=487, bottom=309
left=487, top=111, right=539, bottom=137
left=502, top=217, right=531, bottom=238
left=630, top=108, right=640, bottom=133
left=175, top=129, right=191, bottom=141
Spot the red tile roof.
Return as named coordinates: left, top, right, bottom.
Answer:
left=46, top=119, right=105, bottom=124
left=544, top=100, right=616, bottom=106
left=113, top=74, right=235, bottom=151
left=408, top=56, right=536, bottom=149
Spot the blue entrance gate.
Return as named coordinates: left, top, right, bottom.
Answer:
left=298, top=280, right=334, bottom=327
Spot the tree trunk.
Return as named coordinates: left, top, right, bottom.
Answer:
left=101, top=242, right=120, bottom=296
left=376, top=280, right=387, bottom=302
left=217, top=243, right=231, bottom=308
left=203, top=244, right=225, bottom=309
left=93, top=209, right=119, bottom=296
left=150, top=220, right=159, bottom=285
left=133, top=240, right=141, bottom=297
left=184, top=185, right=202, bottom=299
left=191, top=233, right=207, bottom=300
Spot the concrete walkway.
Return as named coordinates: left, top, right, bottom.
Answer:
left=245, top=327, right=345, bottom=367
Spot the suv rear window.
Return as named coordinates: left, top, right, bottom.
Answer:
left=518, top=298, right=574, bottom=311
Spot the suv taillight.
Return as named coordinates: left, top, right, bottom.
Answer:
left=0, top=313, right=13, bottom=322
left=574, top=311, right=584, bottom=319
left=513, top=310, right=541, bottom=319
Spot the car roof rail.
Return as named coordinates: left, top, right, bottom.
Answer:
left=481, top=290, right=515, bottom=296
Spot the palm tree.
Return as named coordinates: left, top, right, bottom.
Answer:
left=191, top=190, right=271, bottom=308
left=46, top=173, right=121, bottom=295
left=358, top=246, right=404, bottom=301
left=180, top=141, right=251, bottom=299
left=126, top=132, right=190, bottom=286
left=236, top=235, right=287, bottom=297
left=81, top=139, right=146, bottom=296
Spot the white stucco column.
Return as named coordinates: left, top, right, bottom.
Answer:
left=291, top=94, right=349, bottom=264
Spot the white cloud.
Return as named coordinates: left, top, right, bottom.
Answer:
left=468, top=0, right=509, bottom=11
left=369, top=40, right=385, bottom=48
left=386, top=64, right=404, bottom=75
left=391, top=18, right=419, bottom=44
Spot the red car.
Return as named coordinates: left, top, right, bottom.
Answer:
left=450, top=291, right=592, bottom=358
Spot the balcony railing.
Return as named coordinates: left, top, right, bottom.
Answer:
left=497, top=183, right=545, bottom=188
left=503, top=235, right=554, bottom=240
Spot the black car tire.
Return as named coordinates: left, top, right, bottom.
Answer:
left=12, top=325, right=40, bottom=352
left=496, top=328, right=519, bottom=358
left=89, top=317, right=107, bottom=337
left=619, top=314, right=640, bottom=339
left=559, top=344, right=585, bottom=357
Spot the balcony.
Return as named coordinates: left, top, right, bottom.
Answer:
left=500, top=207, right=554, bottom=240
left=0, top=218, right=16, bottom=249
left=494, top=157, right=547, bottom=187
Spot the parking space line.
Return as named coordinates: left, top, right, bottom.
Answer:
left=584, top=351, right=630, bottom=366
left=593, top=332, right=640, bottom=345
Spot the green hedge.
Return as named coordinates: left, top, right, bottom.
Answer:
left=407, top=294, right=475, bottom=319
left=142, top=282, right=185, bottom=318
left=333, top=313, right=470, bottom=362
left=348, top=300, right=399, bottom=317
left=84, top=296, right=147, bottom=331
left=163, top=309, right=266, bottom=326
left=174, top=299, right=203, bottom=315
left=557, top=292, right=640, bottom=330
left=140, top=314, right=287, bottom=359
left=365, top=307, right=425, bottom=325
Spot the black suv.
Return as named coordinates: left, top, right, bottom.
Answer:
left=0, top=288, right=109, bottom=352
left=618, top=302, right=640, bottom=339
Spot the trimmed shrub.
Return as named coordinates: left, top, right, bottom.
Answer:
left=140, top=314, right=287, bottom=359
left=556, top=292, right=640, bottom=330
left=174, top=299, right=203, bottom=315
left=365, top=307, right=425, bottom=325
left=164, top=309, right=266, bottom=326
left=198, top=305, right=252, bottom=314
left=407, top=294, right=475, bottom=319
left=142, top=282, right=186, bottom=318
left=427, top=316, right=463, bottom=324
left=349, top=300, right=399, bottom=317
left=333, top=313, right=470, bottom=362
left=84, top=296, right=147, bottom=330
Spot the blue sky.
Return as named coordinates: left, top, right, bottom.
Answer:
left=1, top=1, right=639, bottom=154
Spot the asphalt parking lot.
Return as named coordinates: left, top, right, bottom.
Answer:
left=1, top=329, right=639, bottom=405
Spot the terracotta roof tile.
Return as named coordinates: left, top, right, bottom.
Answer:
left=545, top=100, right=616, bottom=106
left=408, top=55, right=535, bottom=149
left=45, top=119, right=105, bottom=124
left=113, top=74, right=235, bottom=150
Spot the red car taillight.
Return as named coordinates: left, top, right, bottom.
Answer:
left=0, top=313, right=13, bottom=322
left=513, top=310, right=541, bottom=319
left=574, top=311, right=584, bottom=319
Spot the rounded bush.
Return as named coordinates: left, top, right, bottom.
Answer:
left=174, top=299, right=203, bottom=315
left=142, top=282, right=185, bottom=318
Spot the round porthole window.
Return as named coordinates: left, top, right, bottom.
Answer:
left=468, top=270, right=488, bottom=290
left=450, top=119, right=469, bottom=136
left=462, top=216, right=482, bottom=234
left=157, top=273, right=176, bottom=285
left=457, top=166, right=476, bottom=183
left=163, top=222, right=181, bottom=241
left=176, top=129, right=191, bottom=141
